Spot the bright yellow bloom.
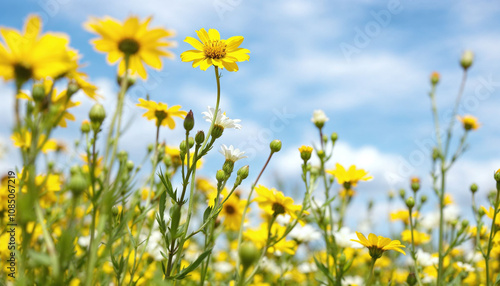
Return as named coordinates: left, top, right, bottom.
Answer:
left=181, top=28, right=249, bottom=71
left=11, top=131, right=57, bottom=154
left=326, top=163, right=372, bottom=188
left=85, top=16, right=175, bottom=79
left=457, top=115, right=480, bottom=131
left=66, top=49, right=100, bottom=100
left=482, top=206, right=500, bottom=225
left=401, top=229, right=430, bottom=245
left=220, top=194, right=247, bottom=231
left=254, top=185, right=303, bottom=220
left=136, top=98, right=187, bottom=128
left=390, top=209, right=418, bottom=225
left=351, top=231, right=406, bottom=258
left=243, top=223, right=297, bottom=255
left=0, top=15, right=72, bottom=85
left=298, top=145, right=313, bottom=161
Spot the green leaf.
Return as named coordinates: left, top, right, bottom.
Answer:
left=174, top=249, right=212, bottom=280
left=313, top=256, right=335, bottom=284
left=158, top=168, right=176, bottom=200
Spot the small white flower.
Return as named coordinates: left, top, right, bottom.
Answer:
left=332, top=227, right=362, bottom=249
left=219, top=144, right=247, bottom=162
left=289, top=224, right=321, bottom=243
left=444, top=205, right=460, bottom=223
left=297, top=262, right=317, bottom=273
left=311, top=110, right=329, bottom=125
left=202, top=106, right=242, bottom=129
left=342, top=275, right=363, bottom=286
left=416, top=248, right=437, bottom=267
left=456, top=261, right=474, bottom=272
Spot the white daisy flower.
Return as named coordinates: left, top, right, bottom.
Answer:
left=202, top=106, right=242, bottom=130
left=289, top=224, right=321, bottom=243
left=311, top=109, right=329, bottom=125
left=219, top=144, right=247, bottom=162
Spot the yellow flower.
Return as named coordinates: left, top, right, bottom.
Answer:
left=66, top=49, right=100, bottom=100
left=136, top=98, right=187, bottom=128
left=457, top=115, right=480, bottom=131
left=220, top=194, right=247, bottom=231
left=401, top=229, right=430, bottom=245
left=243, top=224, right=297, bottom=255
left=254, top=185, right=303, bottom=220
left=326, top=163, right=372, bottom=188
left=181, top=28, right=250, bottom=71
left=85, top=16, right=175, bottom=79
left=481, top=206, right=500, bottom=226
left=0, top=15, right=72, bottom=86
left=390, top=209, right=418, bottom=225
left=298, top=145, right=313, bottom=161
left=351, top=231, right=406, bottom=258
left=11, top=131, right=57, bottom=154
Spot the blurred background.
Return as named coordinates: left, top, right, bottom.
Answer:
left=1, top=0, right=499, bottom=232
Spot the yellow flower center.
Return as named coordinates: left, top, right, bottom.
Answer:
left=118, top=38, right=140, bottom=55
left=204, top=40, right=227, bottom=59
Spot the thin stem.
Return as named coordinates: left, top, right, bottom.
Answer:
left=366, top=257, right=377, bottom=286
left=409, top=208, right=423, bottom=286
left=484, top=189, right=500, bottom=286
left=443, top=70, right=468, bottom=159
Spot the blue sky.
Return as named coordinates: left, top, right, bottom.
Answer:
left=1, top=0, right=499, bottom=230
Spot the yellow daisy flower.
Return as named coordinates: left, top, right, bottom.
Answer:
left=254, top=185, right=303, bottom=219
left=390, top=209, right=418, bottom=225
left=136, top=98, right=187, bottom=128
left=85, top=15, right=176, bottom=79
left=0, top=14, right=72, bottom=86
left=220, top=194, right=247, bottom=231
left=11, top=131, right=57, bottom=154
left=457, top=115, right=480, bottom=131
left=401, top=229, right=431, bottom=245
left=326, top=163, right=373, bottom=188
left=181, top=28, right=250, bottom=71
left=351, top=231, right=406, bottom=258
left=481, top=206, right=500, bottom=226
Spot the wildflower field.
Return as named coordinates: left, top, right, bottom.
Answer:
left=0, top=2, right=500, bottom=286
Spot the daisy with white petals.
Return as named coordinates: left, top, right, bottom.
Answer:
left=311, top=109, right=329, bottom=128
left=202, top=106, right=242, bottom=130
left=219, top=144, right=247, bottom=162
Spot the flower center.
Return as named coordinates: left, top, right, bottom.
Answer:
left=118, top=38, right=140, bottom=55
left=155, top=110, right=168, bottom=126
left=14, top=63, right=33, bottom=86
left=203, top=40, right=227, bottom=59
left=225, top=204, right=235, bottom=215
left=272, top=203, right=285, bottom=216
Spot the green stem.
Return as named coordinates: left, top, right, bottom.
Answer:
left=35, top=203, right=60, bottom=278
left=484, top=189, right=500, bottom=286
left=366, top=257, right=377, bottom=286
left=409, top=208, right=423, bottom=286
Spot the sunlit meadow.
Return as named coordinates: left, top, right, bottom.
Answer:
left=0, top=2, right=500, bottom=286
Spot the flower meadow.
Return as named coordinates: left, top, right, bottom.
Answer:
left=0, top=13, right=500, bottom=286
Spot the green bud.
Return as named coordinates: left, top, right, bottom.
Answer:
left=188, top=137, right=194, bottom=149
left=406, top=197, right=415, bottom=209
left=494, top=169, right=500, bottom=182
left=460, top=50, right=474, bottom=70
left=147, top=144, right=154, bottom=153
left=81, top=120, right=91, bottom=133
left=239, top=241, right=259, bottom=269
left=270, top=139, right=282, bottom=153
left=432, top=148, right=440, bottom=161
left=89, top=103, right=106, bottom=124
left=212, top=125, right=224, bottom=139
left=339, top=253, right=346, bottom=265
left=317, top=150, right=325, bottom=159
left=179, top=140, right=187, bottom=153
left=184, top=110, right=194, bottom=131
left=70, top=165, right=80, bottom=175
left=399, top=188, right=406, bottom=199
left=406, top=273, right=417, bottom=286
left=118, top=150, right=128, bottom=162
left=126, top=160, right=134, bottom=171
left=117, top=74, right=136, bottom=90
left=66, top=82, right=80, bottom=97
left=112, top=206, right=120, bottom=216
left=68, top=173, right=87, bottom=196
left=331, top=132, right=338, bottom=142
left=322, top=134, right=328, bottom=144
left=32, top=83, right=46, bottom=102
left=430, top=72, right=440, bottom=85
left=478, top=207, right=485, bottom=217
left=470, top=183, right=478, bottom=194
left=461, top=219, right=469, bottom=229
left=237, top=165, right=249, bottom=180
left=216, top=170, right=226, bottom=182
left=195, top=130, right=205, bottom=145
left=420, top=195, right=428, bottom=204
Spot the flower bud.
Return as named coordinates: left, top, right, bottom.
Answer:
left=331, top=132, right=338, bottom=142
left=68, top=173, right=87, bottom=197
left=299, top=145, right=313, bottom=161
left=117, top=74, right=136, bottom=90
left=118, top=150, right=128, bottom=162
left=81, top=120, right=91, bottom=134
left=112, top=206, right=120, bottom=216
left=195, top=130, right=205, bottom=145
left=478, top=207, right=485, bottom=217
left=461, top=219, right=469, bottom=229
left=188, top=137, right=195, bottom=149
left=212, top=125, right=224, bottom=139
left=147, top=144, right=154, bottom=153
left=494, top=169, right=500, bottom=182
left=237, top=165, right=249, bottom=180
left=406, top=197, right=415, bottom=209
left=430, top=72, right=440, bottom=85
left=216, top=170, right=227, bottom=182
left=89, top=103, right=106, bottom=130
left=32, top=83, right=46, bottom=102
left=399, top=189, right=406, bottom=199
left=179, top=140, right=187, bottom=153
left=66, top=82, right=80, bottom=97
left=239, top=241, right=259, bottom=269
left=126, top=160, right=134, bottom=171
left=223, top=160, right=234, bottom=175
left=410, top=177, right=420, bottom=192
left=184, top=110, right=194, bottom=131
left=460, top=50, right=474, bottom=70
left=432, top=148, right=441, bottom=161
left=317, top=150, right=325, bottom=159
left=270, top=139, right=282, bottom=153
left=406, top=273, right=417, bottom=286
left=470, top=183, right=478, bottom=194
left=420, top=195, right=427, bottom=204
